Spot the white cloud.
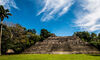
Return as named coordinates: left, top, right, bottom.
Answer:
left=75, top=0, right=100, bottom=32
left=0, top=0, right=18, bottom=9
left=37, top=0, right=74, bottom=21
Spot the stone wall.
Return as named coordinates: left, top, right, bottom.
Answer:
left=22, top=36, right=100, bottom=54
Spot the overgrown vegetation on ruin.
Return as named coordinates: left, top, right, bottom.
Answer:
left=74, top=32, right=100, bottom=50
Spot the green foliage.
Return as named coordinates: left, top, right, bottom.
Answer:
left=74, top=31, right=91, bottom=42
left=1, top=24, right=55, bottom=54
left=91, top=33, right=97, bottom=38
left=40, top=29, right=55, bottom=41
left=98, top=33, right=100, bottom=39
left=40, top=29, right=51, bottom=38
left=74, top=31, right=100, bottom=50
left=27, top=32, right=41, bottom=43
left=1, top=24, right=41, bottom=54
left=27, top=29, right=36, bottom=34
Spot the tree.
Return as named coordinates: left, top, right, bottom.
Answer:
left=91, top=33, right=97, bottom=41
left=0, top=5, right=12, bottom=55
left=98, top=33, right=100, bottom=39
left=28, top=29, right=36, bottom=34
left=1, top=23, right=42, bottom=54
left=74, top=31, right=91, bottom=42
left=91, top=33, right=97, bottom=38
left=40, top=29, right=51, bottom=40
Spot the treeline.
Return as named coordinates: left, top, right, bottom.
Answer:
left=1, top=24, right=100, bottom=54
left=1, top=23, right=55, bottom=54
left=74, top=31, right=100, bottom=50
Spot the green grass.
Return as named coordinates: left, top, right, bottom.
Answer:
left=0, top=54, right=100, bottom=60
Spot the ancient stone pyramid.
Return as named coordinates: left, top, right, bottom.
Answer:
left=23, top=36, right=100, bottom=54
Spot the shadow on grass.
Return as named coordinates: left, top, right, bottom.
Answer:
left=89, top=54, right=100, bottom=56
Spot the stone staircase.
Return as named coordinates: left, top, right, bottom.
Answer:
left=22, top=36, right=100, bottom=54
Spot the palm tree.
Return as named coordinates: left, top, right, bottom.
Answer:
left=0, top=5, right=12, bottom=55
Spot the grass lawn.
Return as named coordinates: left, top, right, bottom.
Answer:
left=0, top=54, right=100, bottom=60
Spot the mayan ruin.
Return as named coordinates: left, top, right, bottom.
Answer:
left=23, top=36, right=100, bottom=54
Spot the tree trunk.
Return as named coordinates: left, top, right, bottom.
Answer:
left=0, top=21, right=3, bottom=55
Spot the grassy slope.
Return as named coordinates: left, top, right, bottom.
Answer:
left=0, top=54, right=100, bottom=60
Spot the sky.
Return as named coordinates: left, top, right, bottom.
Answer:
left=0, top=0, right=100, bottom=36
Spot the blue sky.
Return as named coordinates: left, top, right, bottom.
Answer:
left=0, top=0, right=100, bottom=36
